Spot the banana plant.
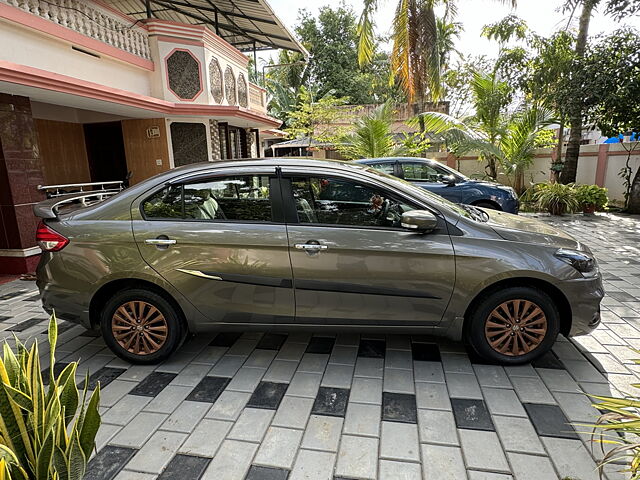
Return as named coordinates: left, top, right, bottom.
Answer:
left=0, top=314, right=101, bottom=480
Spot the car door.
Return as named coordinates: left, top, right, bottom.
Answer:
left=400, top=161, right=462, bottom=203
left=281, top=168, right=456, bottom=326
left=131, top=169, right=294, bottom=325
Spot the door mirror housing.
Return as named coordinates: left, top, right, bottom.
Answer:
left=401, top=210, right=438, bottom=233
left=440, top=174, right=456, bottom=186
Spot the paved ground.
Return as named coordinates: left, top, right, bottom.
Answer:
left=0, top=213, right=638, bottom=480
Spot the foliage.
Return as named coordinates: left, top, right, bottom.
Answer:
left=588, top=350, right=640, bottom=480
left=400, top=131, right=432, bottom=157
left=531, top=182, right=579, bottom=215
left=338, top=102, right=405, bottom=159
left=284, top=87, right=354, bottom=143
left=442, top=55, right=493, bottom=119
left=575, top=184, right=608, bottom=209
left=0, top=314, right=101, bottom=480
left=263, top=50, right=308, bottom=125
left=296, top=5, right=399, bottom=105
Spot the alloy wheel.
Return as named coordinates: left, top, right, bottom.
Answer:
left=484, top=299, right=548, bottom=356
left=111, top=301, right=168, bottom=355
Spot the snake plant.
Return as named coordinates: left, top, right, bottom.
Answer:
left=0, top=314, right=101, bottom=480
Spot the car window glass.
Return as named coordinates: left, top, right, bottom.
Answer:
left=290, top=176, right=418, bottom=228
left=401, top=162, right=442, bottom=182
left=367, top=162, right=395, bottom=175
left=142, top=175, right=272, bottom=222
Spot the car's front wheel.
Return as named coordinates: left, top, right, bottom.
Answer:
left=100, top=289, right=184, bottom=364
left=466, top=286, right=560, bottom=364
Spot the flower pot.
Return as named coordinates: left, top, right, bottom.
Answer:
left=582, top=203, right=596, bottom=215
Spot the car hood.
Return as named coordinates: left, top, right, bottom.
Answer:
left=483, top=209, right=585, bottom=250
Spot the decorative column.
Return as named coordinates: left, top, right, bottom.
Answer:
left=0, top=94, right=46, bottom=274
left=209, top=119, right=221, bottom=161
left=594, top=143, right=609, bottom=187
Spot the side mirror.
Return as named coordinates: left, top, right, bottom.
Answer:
left=401, top=210, right=438, bottom=233
left=440, top=174, right=456, bottom=186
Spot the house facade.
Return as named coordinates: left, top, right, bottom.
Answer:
left=0, top=0, right=303, bottom=274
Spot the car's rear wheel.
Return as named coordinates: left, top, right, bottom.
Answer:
left=466, top=287, right=560, bottom=364
left=100, top=289, right=183, bottom=364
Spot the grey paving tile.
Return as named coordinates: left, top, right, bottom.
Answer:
left=441, top=353, right=473, bottom=374
left=94, top=423, right=121, bottom=452
left=383, top=367, right=415, bottom=394
left=192, top=345, right=227, bottom=365
left=209, top=355, right=247, bottom=377
left=297, top=353, right=329, bottom=374
left=272, top=396, right=314, bottom=429
left=263, top=359, right=298, bottom=383
left=179, top=419, right=233, bottom=457
left=102, top=394, right=151, bottom=425
left=329, top=345, right=358, bottom=365
left=201, top=440, right=259, bottom=480
left=510, top=376, right=556, bottom=404
left=335, top=435, right=378, bottom=479
left=343, top=402, right=381, bottom=437
left=206, top=390, right=251, bottom=421
left=321, top=363, right=354, bottom=389
left=445, top=372, right=482, bottom=399
left=504, top=364, right=538, bottom=378
left=226, top=367, right=266, bottom=393
left=507, top=452, right=557, bottom=480
left=144, top=385, right=194, bottom=414
left=228, top=407, right=275, bottom=442
left=109, top=412, right=167, bottom=448
left=354, top=357, right=384, bottom=378
left=126, top=430, right=187, bottom=474
left=542, top=437, right=601, bottom=480
left=169, top=363, right=212, bottom=387
left=301, top=414, right=343, bottom=452
left=553, top=391, right=603, bottom=423
left=114, top=470, right=157, bottom=480
left=385, top=349, right=413, bottom=370
left=350, top=377, right=382, bottom=405
left=458, top=429, right=510, bottom=473
left=417, top=408, right=458, bottom=446
left=420, top=444, right=466, bottom=480
left=161, top=400, right=209, bottom=433
left=563, top=359, right=608, bottom=383
left=415, top=382, right=451, bottom=410
left=378, top=460, right=422, bottom=480
left=467, top=471, right=513, bottom=480
left=100, top=380, right=138, bottom=408
left=413, top=361, right=445, bottom=383
left=157, top=454, right=211, bottom=480
left=493, top=415, right=546, bottom=455
left=482, top=388, right=527, bottom=417
left=276, top=341, right=307, bottom=361
left=287, top=372, right=322, bottom=398
left=289, top=449, right=335, bottom=480
left=380, top=421, right=420, bottom=462
left=254, top=427, right=303, bottom=469
left=537, top=367, right=580, bottom=393
left=244, top=348, right=277, bottom=369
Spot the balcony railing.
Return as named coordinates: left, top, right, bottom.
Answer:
left=249, top=83, right=266, bottom=114
left=3, top=0, right=151, bottom=60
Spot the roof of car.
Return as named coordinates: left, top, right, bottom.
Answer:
left=356, top=157, right=438, bottom=164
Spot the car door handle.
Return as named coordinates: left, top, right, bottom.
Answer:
left=145, top=238, right=176, bottom=246
left=295, top=243, right=328, bottom=251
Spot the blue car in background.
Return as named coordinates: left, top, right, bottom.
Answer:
left=357, top=157, right=520, bottom=214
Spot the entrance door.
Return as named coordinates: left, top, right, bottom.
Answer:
left=281, top=172, right=456, bottom=326
left=131, top=170, right=294, bottom=325
left=84, top=122, right=127, bottom=184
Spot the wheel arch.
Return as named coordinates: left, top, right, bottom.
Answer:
left=89, top=278, right=189, bottom=332
left=462, top=277, right=572, bottom=337
left=470, top=199, right=502, bottom=210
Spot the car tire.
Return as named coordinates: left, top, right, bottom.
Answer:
left=473, top=201, right=500, bottom=210
left=466, top=286, right=560, bottom=365
left=100, top=288, right=184, bottom=364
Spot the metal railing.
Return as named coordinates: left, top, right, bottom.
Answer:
left=38, top=181, right=124, bottom=198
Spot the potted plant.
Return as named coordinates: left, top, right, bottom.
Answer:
left=532, top=182, right=579, bottom=215
left=575, top=184, right=608, bottom=215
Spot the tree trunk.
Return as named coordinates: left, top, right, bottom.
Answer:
left=628, top=162, right=640, bottom=214
left=550, top=121, right=564, bottom=183
left=561, top=0, right=597, bottom=184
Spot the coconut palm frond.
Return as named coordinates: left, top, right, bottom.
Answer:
left=391, top=0, right=417, bottom=102
left=357, top=0, right=379, bottom=67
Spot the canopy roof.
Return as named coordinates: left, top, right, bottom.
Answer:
left=103, top=0, right=306, bottom=53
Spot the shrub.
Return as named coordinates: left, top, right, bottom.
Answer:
left=0, top=315, right=101, bottom=480
left=531, top=182, right=579, bottom=215
left=575, top=184, right=609, bottom=210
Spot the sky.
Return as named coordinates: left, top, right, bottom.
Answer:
left=264, top=0, right=639, bottom=61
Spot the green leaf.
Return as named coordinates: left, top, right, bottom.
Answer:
left=58, top=368, right=79, bottom=427
left=48, top=314, right=58, bottom=371
left=51, top=445, right=68, bottom=480
left=78, top=388, right=101, bottom=460
left=67, top=436, right=86, bottom=480
left=35, top=430, right=54, bottom=480
left=2, top=344, right=21, bottom=386
left=0, top=445, right=19, bottom=466
left=2, top=383, right=33, bottom=412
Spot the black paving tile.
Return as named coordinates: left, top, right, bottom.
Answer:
left=312, top=387, right=350, bottom=417
left=411, top=342, right=441, bottom=362
left=130, top=372, right=177, bottom=397
left=7, top=317, right=45, bottom=332
left=42, top=362, right=71, bottom=384
left=524, top=403, right=579, bottom=439
left=358, top=339, right=386, bottom=358
left=0, top=316, right=11, bottom=322
left=257, top=333, right=288, bottom=350
left=382, top=392, right=417, bottom=423
left=306, top=336, right=335, bottom=354
left=247, top=381, right=289, bottom=410
left=84, top=445, right=137, bottom=480
left=246, top=465, right=290, bottom=480
left=451, top=398, right=494, bottom=431
left=0, top=290, right=27, bottom=301
left=209, top=332, right=242, bottom=347
left=79, top=328, right=101, bottom=337
left=532, top=351, right=565, bottom=370
left=158, top=454, right=211, bottom=480
left=187, top=376, right=231, bottom=403
left=23, top=294, right=41, bottom=301
left=80, top=367, right=127, bottom=391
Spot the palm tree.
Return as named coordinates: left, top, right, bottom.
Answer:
left=357, top=0, right=516, bottom=103
left=338, top=102, right=405, bottom=159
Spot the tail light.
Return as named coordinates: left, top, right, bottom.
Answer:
left=36, top=221, right=69, bottom=252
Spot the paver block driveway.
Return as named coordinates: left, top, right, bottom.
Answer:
left=1, top=213, right=638, bottom=480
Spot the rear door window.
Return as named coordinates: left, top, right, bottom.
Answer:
left=401, top=162, right=443, bottom=182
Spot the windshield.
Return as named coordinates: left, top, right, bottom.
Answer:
left=355, top=163, right=476, bottom=220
